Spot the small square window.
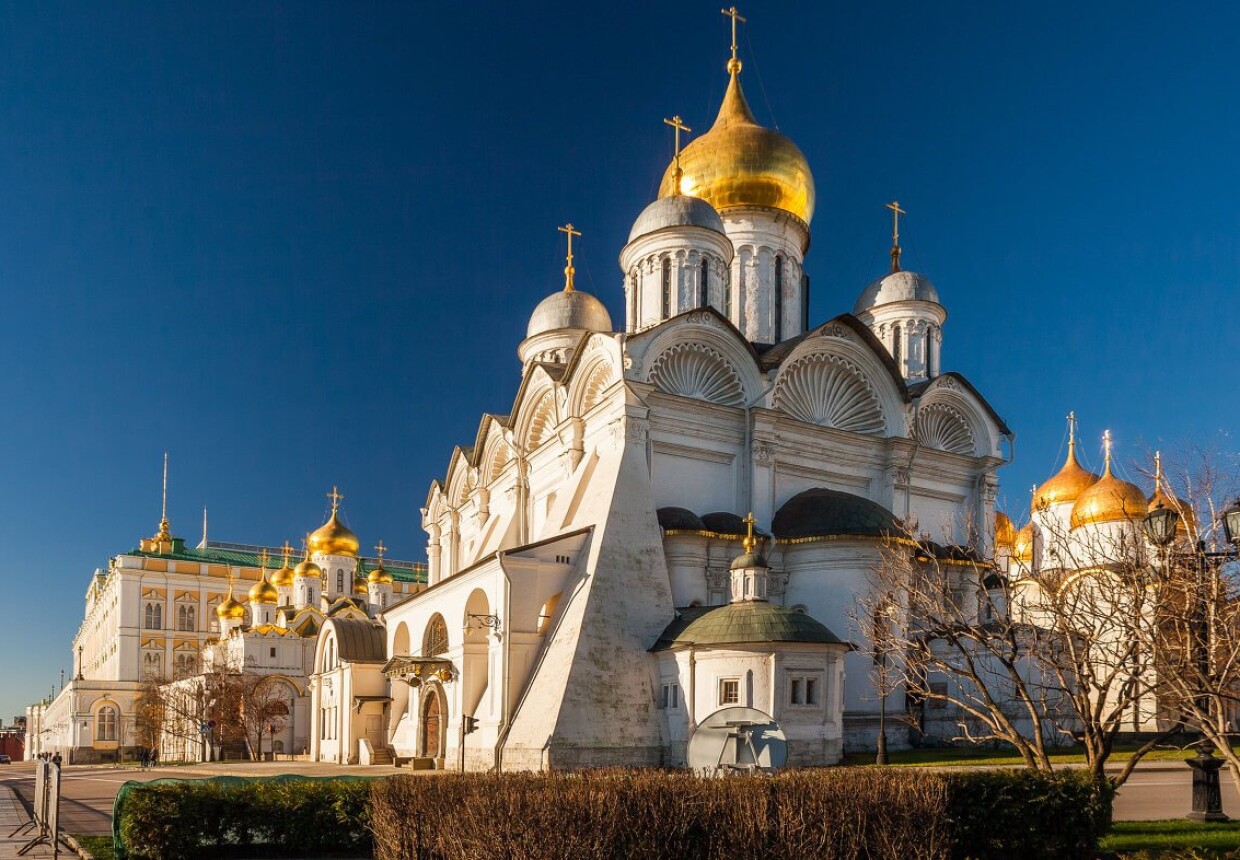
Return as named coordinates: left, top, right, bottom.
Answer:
left=719, top=678, right=739, bottom=705
left=789, top=673, right=822, bottom=707
left=270, top=647, right=276, bottom=658
left=659, top=683, right=679, bottom=709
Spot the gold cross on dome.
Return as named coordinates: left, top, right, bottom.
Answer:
left=327, top=485, right=343, bottom=513
left=664, top=115, right=691, bottom=194
left=742, top=511, right=757, bottom=553
left=374, top=540, right=387, bottom=562
left=885, top=201, right=906, bottom=272
left=281, top=541, right=293, bottom=564
left=258, top=549, right=269, bottom=570
left=721, top=6, right=746, bottom=66
left=558, top=223, right=581, bottom=292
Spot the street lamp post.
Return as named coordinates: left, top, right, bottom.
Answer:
left=1143, top=497, right=1240, bottom=823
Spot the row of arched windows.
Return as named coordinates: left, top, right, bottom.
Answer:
left=144, top=602, right=198, bottom=631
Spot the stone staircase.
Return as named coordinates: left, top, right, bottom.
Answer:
left=370, top=745, right=395, bottom=765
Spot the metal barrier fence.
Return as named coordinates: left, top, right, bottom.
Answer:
left=7, top=760, right=72, bottom=857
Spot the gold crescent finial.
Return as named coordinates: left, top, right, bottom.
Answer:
left=557, top=223, right=581, bottom=292
left=885, top=201, right=906, bottom=273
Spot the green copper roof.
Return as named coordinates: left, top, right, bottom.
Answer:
left=126, top=543, right=426, bottom=584
left=652, top=602, right=846, bottom=651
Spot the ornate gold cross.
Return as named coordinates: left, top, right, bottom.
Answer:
left=742, top=511, right=757, bottom=553
left=281, top=541, right=293, bottom=565
left=664, top=115, right=691, bottom=193
left=558, top=223, right=581, bottom=292
left=327, top=485, right=343, bottom=512
left=885, top=201, right=906, bottom=272
left=374, top=540, right=387, bottom=562
left=721, top=6, right=746, bottom=66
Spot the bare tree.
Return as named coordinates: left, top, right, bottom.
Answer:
left=237, top=675, right=291, bottom=761
left=863, top=511, right=1176, bottom=788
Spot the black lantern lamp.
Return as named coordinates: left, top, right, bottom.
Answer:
left=1143, top=502, right=1182, bottom=549
left=1221, top=498, right=1240, bottom=547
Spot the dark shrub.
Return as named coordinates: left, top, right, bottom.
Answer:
left=114, top=775, right=372, bottom=860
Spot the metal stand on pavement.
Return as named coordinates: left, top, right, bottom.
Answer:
left=1187, top=741, right=1230, bottom=822
left=11, top=760, right=74, bottom=858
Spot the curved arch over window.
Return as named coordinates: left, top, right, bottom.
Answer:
left=144, top=603, right=162, bottom=630
left=177, top=604, right=196, bottom=632
left=423, top=614, right=449, bottom=657
left=96, top=705, right=118, bottom=741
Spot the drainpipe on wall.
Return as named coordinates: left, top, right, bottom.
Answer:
left=492, top=552, right=512, bottom=773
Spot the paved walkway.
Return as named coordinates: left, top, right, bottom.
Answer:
left=0, top=784, right=61, bottom=859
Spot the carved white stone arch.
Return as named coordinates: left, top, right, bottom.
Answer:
left=630, top=311, right=763, bottom=405
left=915, top=402, right=975, bottom=455
left=445, top=448, right=473, bottom=508
left=525, top=389, right=557, bottom=450
left=773, top=352, right=886, bottom=434
left=649, top=341, right=745, bottom=406
left=916, top=377, right=1002, bottom=458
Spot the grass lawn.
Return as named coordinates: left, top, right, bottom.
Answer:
left=74, top=834, right=116, bottom=860
left=840, top=743, right=1239, bottom=768
left=1103, top=820, right=1240, bottom=856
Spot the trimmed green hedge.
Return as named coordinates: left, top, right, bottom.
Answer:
left=369, top=768, right=1111, bottom=860
left=113, top=775, right=372, bottom=860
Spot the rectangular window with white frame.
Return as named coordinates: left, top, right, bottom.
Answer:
left=659, top=682, right=680, bottom=710
left=719, top=677, right=739, bottom=706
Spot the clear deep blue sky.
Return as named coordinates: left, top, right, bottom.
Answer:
left=2, top=2, right=1237, bottom=719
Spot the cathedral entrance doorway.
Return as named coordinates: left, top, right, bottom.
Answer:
left=421, top=686, right=445, bottom=761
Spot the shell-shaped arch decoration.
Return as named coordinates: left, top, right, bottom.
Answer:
left=915, top=403, right=975, bottom=455
left=774, top=353, right=885, bottom=434
left=648, top=342, right=745, bottom=406
left=579, top=361, right=614, bottom=415
left=526, top=390, right=557, bottom=449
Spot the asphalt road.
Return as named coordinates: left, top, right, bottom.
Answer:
left=0, top=760, right=1232, bottom=836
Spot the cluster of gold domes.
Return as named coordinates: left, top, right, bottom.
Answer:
left=656, top=28, right=814, bottom=225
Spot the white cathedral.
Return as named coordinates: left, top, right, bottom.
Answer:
left=302, top=29, right=1013, bottom=771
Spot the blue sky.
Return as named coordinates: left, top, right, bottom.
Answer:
left=1, top=1, right=1237, bottom=719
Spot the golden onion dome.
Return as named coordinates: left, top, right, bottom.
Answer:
left=249, top=573, right=278, bottom=605
left=308, top=510, right=360, bottom=557
left=995, top=511, right=1016, bottom=549
left=216, top=594, right=246, bottom=621
left=1012, top=523, right=1034, bottom=563
left=657, top=62, right=814, bottom=225
left=270, top=563, right=295, bottom=588
left=367, top=564, right=393, bottom=585
left=353, top=575, right=368, bottom=597
left=293, top=557, right=322, bottom=579
left=1033, top=442, right=1099, bottom=512
left=1070, top=462, right=1147, bottom=529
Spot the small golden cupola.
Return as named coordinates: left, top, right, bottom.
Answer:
left=270, top=542, right=296, bottom=588
left=995, top=511, right=1016, bottom=551
left=1070, top=431, right=1147, bottom=529
left=368, top=540, right=394, bottom=584
left=293, top=537, right=323, bottom=579
left=1012, top=522, right=1034, bottom=564
left=216, top=573, right=247, bottom=621
left=308, top=486, right=360, bottom=558
left=249, top=552, right=279, bottom=605
left=1033, top=413, right=1100, bottom=511
left=656, top=9, right=814, bottom=225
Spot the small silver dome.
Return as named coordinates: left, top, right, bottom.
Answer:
left=526, top=289, right=613, bottom=339
left=628, top=195, right=725, bottom=243
left=853, top=270, right=941, bottom=315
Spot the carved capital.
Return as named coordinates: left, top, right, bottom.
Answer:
left=751, top=440, right=776, bottom=466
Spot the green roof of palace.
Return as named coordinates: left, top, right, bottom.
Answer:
left=125, top=541, right=426, bottom=584
left=652, top=602, right=846, bottom=651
